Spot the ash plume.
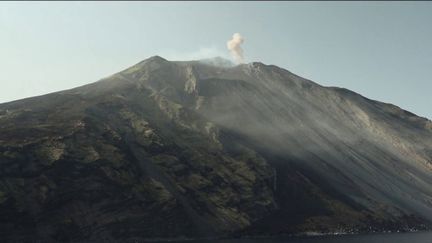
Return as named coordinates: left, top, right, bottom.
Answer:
left=227, top=33, right=245, bottom=64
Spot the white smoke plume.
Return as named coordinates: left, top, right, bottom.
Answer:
left=227, top=33, right=245, bottom=64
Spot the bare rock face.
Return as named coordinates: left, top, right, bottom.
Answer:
left=0, top=56, right=431, bottom=241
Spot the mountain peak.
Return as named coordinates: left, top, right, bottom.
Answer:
left=134, top=55, right=169, bottom=66
left=147, top=55, right=167, bottom=62
left=124, top=55, right=170, bottom=74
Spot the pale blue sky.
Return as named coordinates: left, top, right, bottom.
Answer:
left=1, top=2, right=431, bottom=119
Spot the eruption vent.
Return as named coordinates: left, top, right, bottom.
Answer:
left=227, top=33, right=245, bottom=64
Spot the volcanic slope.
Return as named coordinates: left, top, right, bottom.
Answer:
left=0, top=56, right=431, bottom=241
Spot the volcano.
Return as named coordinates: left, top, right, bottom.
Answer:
left=0, top=56, right=431, bottom=241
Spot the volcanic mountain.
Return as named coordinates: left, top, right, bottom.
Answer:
left=0, top=56, right=431, bottom=242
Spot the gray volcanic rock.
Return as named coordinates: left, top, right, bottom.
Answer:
left=0, top=56, right=431, bottom=241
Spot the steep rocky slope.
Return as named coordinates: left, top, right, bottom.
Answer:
left=0, top=56, right=431, bottom=241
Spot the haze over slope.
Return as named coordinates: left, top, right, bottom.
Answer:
left=0, top=56, right=431, bottom=241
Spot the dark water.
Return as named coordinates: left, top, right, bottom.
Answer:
left=190, top=232, right=432, bottom=243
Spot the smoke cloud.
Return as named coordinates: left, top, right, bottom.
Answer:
left=227, top=33, right=245, bottom=64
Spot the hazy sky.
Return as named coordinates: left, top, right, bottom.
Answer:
left=1, top=2, right=431, bottom=119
